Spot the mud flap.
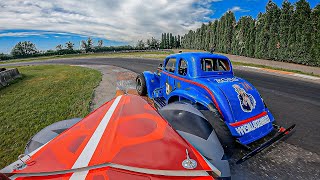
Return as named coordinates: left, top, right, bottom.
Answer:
left=236, top=124, right=296, bottom=164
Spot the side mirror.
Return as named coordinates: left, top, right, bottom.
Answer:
left=158, top=63, right=163, bottom=68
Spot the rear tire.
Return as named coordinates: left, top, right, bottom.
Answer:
left=136, top=73, right=147, bottom=96
left=201, top=110, right=236, bottom=159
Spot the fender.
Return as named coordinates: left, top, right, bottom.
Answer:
left=142, top=71, right=160, bottom=98
left=24, top=118, right=82, bottom=154
left=160, top=70, right=235, bottom=123
left=168, top=85, right=235, bottom=124
left=168, top=87, right=212, bottom=108
left=158, top=102, right=231, bottom=178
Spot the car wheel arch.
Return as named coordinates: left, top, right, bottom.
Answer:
left=167, top=94, right=211, bottom=111
left=142, top=71, right=160, bottom=97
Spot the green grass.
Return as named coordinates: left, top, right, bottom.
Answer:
left=0, top=65, right=101, bottom=168
left=0, top=51, right=172, bottom=64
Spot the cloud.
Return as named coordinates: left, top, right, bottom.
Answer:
left=229, top=6, right=249, bottom=12
left=0, top=0, right=219, bottom=43
left=0, top=30, right=74, bottom=37
left=0, top=32, right=43, bottom=37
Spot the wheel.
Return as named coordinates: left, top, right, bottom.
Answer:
left=201, top=110, right=236, bottom=159
left=136, top=73, right=147, bottom=96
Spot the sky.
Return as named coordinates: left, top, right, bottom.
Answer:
left=0, top=0, right=318, bottom=53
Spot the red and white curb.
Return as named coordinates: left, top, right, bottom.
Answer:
left=113, top=68, right=154, bottom=105
left=113, top=68, right=137, bottom=95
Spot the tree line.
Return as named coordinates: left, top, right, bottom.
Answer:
left=179, top=0, right=320, bottom=66
left=160, top=33, right=181, bottom=49
left=0, top=38, right=136, bottom=61
left=136, top=33, right=182, bottom=50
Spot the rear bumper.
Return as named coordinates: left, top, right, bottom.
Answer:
left=237, top=123, right=273, bottom=144
left=228, top=112, right=275, bottom=145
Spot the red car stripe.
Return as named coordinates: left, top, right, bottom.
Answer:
left=229, top=111, right=267, bottom=127
left=160, top=70, right=223, bottom=118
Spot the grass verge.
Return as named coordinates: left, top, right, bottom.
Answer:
left=0, top=65, right=101, bottom=168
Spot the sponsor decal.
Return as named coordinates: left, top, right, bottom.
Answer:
left=239, top=82, right=253, bottom=91
left=235, top=115, right=270, bottom=136
left=215, top=77, right=239, bottom=83
left=165, top=83, right=172, bottom=95
left=233, top=84, right=256, bottom=112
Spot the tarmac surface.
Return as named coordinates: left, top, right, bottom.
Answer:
left=2, top=58, right=320, bottom=180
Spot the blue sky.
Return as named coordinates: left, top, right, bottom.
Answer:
left=209, top=0, right=319, bottom=20
left=0, top=0, right=318, bottom=54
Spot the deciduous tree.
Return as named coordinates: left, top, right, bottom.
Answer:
left=81, top=37, right=94, bottom=52
left=11, top=41, right=38, bottom=57
left=65, top=41, right=74, bottom=50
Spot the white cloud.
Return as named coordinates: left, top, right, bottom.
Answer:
left=0, top=32, right=42, bottom=37
left=229, top=6, right=249, bottom=12
left=0, top=0, right=218, bottom=43
left=0, top=31, right=65, bottom=37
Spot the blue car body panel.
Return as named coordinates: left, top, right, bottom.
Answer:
left=142, top=52, right=275, bottom=145
left=142, top=71, right=160, bottom=96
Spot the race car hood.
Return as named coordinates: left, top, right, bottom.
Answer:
left=2, top=94, right=218, bottom=179
left=203, top=77, right=265, bottom=123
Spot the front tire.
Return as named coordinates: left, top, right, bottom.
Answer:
left=136, top=73, right=147, bottom=96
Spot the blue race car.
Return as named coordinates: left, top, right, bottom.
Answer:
left=136, top=52, right=295, bottom=163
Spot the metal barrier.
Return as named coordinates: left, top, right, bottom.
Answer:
left=0, top=68, right=21, bottom=88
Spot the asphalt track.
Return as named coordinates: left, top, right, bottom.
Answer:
left=2, top=58, right=320, bottom=179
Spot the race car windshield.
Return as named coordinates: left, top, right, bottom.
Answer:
left=201, top=58, right=230, bottom=72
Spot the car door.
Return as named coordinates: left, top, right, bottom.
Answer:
left=176, top=58, right=189, bottom=89
left=161, top=57, right=177, bottom=100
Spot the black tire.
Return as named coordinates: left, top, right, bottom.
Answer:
left=136, top=73, right=147, bottom=96
left=201, top=110, right=236, bottom=159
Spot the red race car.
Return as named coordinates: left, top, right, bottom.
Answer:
left=1, top=94, right=230, bottom=179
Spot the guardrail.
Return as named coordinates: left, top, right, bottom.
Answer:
left=0, top=68, right=21, bottom=88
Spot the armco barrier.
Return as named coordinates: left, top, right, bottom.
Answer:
left=0, top=68, right=21, bottom=88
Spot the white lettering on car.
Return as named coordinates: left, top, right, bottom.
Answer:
left=235, top=115, right=271, bottom=136
left=215, top=77, right=239, bottom=83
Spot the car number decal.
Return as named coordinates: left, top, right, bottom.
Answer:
left=166, top=83, right=172, bottom=95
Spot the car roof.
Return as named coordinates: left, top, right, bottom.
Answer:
left=165, top=52, right=233, bottom=77
left=166, top=52, right=230, bottom=61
